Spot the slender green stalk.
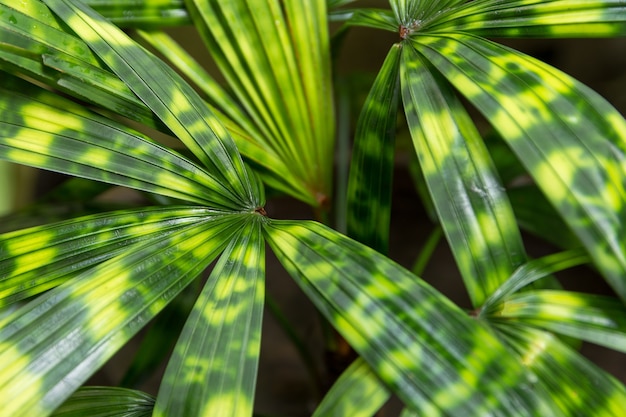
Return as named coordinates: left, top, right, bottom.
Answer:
left=412, top=225, right=443, bottom=276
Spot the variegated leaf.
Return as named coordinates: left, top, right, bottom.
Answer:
left=497, top=290, right=626, bottom=353
left=0, top=206, right=217, bottom=307
left=347, top=43, right=401, bottom=254
left=185, top=0, right=335, bottom=206
left=51, top=386, right=154, bottom=417
left=414, top=33, right=626, bottom=301
left=0, top=213, right=245, bottom=416
left=496, top=323, right=626, bottom=416
left=426, top=0, right=626, bottom=38
left=401, top=43, right=527, bottom=307
left=312, top=358, right=389, bottom=417
left=154, top=216, right=265, bottom=417
left=44, top=0, right=257, bottom=210
left=265, top=219, right=559, bottom=416
left=0, top=75, right=237, bottom=209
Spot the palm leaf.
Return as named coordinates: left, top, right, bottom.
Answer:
left=134, top=29, right=308, bottom=203
left=83, top=0, right=190, bottom=28
left=497, top=290, right=626, bottom=353
left=184, top=0, right=335, bottom=206
left=312, top=357, right=389, bottom=417
left=2, top=0, right=309, bottom=204
left=414, top=33, right=626, bottom=301
left=0, top=206, right=216, bottom=306
left=44, top=0, right=256, bottom=209
left=346, top=44, right=401, bottom=253
left=0, top=1, right=164, bottom=129
left=426, top=0, right=626, bottom=37
left=401, top=44, right=527, bottom=307
left=265, top=219, right=559, bottom=416
left=0, top=76, right=236, bottom=208
left=0, top=213, right=244, bottom=417
left=51, top=386, right=154, bottom=417
left=496, top=323, right=626, bottom=416
left=154, top=216, right=265, bottom=417
left=480, top=248, right=590, bottom=316
left=391, top=0, right=466, bottom=25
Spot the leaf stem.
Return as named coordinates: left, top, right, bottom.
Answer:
left=411, top=225, right=443, bottom=276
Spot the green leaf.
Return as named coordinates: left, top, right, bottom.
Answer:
left=399, top=408, right=419, bottom=417
left=120, top=283, right=198, bottom=389
left=44, top=0, right=257, bottom=210
left=0, top=76, right=237, bottom=209
left=347, top=44, right=401, bottom=254
left=264, top=220, right=559, bottom=416
left=507, top=185, right=581, bottom=249
left=185, top=0, right=335, bottom=205
left=426, top=0, right=626, bottom=38
left=327, top=0, right=358, bottom=8
left=415, top=33, right=626, bottom=302
left=154, top=216, right=265, bottom=417
left=2, top=0, right=64, bottom=30
left=0, top=1, right=99, bottom=65
left=132, top=29, right=249, bottom=133
left=0, top=213, right=243, bottom=416
left=496, top=322, right=626, bottom=416
left=312, top=358, right=389, bottom=417
left=342, top=8, right=397, bottom=32
left=83, top=0, right=190, bottom=28
left=1, top=1, right=305, bottom=204
left=0, top=207, right=220, bottom=307
left=480, top=248, right=590, bottom=317
left=134, top=29, right=307, bottom=204
left=390, top=0, right=466, bottom=27
left=401, top=44, right=527, bottom=307
left=0, top=1, right=169, bottom=130
left=0, top=1, right=159, bottom=125
left=51, top=386, right=154, bottom=417
left=497, top=290, right=626, bottom=353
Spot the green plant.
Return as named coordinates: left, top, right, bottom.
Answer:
left=1, top=0, right=626, bottom=415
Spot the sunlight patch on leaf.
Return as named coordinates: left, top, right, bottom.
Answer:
left=154, top=217, right=264, bottom=417
left=414, top=32, right=626, bottom=301
left=266, top=219, right=558, bottom=415
left=0, top=214, right=244, bottom=415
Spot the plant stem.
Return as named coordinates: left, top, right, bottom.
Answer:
left=412, top=225, right=443, bottom=276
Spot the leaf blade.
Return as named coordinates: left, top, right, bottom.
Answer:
left=0, top=206, right=217, bottom=307
left=0, top=75, right=235, bottom=208
left=0, top=214, right=242, bottom=416
left=415, top=33, right=626, bottom=301
left=427, top=0, right=626, bottom=38
left=401, top=43, right=527, bottom=307
left=185, top=0, right=335, bottom=204
left=265, top=220, right=559, bottom=416
left=312, top=358, right=389, bottom=417
left=347, top=44, right=402, bottom=254
left=497, top=290, right=626, bottom=353
left=51, top=386, right=154, bottom=417
left=496, top=323, right=626, bottom=416
left=154, top=216, right=265, bottom=417
left=43, top=0, right=257, bottom=210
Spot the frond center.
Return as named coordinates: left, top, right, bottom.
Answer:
left=399, top=20, right=421, bottom=39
